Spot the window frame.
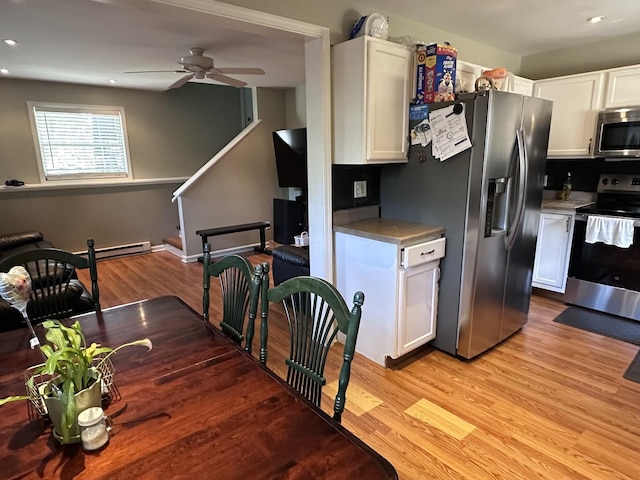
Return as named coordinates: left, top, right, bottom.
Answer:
left=27, top=101, right=134, bottom=184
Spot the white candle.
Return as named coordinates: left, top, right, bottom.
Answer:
left=80, top=423, right=109, bottom=451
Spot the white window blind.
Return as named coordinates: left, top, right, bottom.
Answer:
left=29, top=103, right=131, bottom=181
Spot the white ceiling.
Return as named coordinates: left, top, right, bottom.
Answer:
left=1, top=0, right=640, bottom=91
left=0, top=0, right=307, bottom=91
left=360, top=0, right=640, bottom=56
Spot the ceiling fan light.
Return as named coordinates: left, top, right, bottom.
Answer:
left=587, top=15, right=605, bottom=24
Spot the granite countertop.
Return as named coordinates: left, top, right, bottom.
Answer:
left=333, top=217, right=444, bottom=246
left=541, top=199, right=595, bottom=211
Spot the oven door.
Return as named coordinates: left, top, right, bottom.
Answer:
left=565, top=213, right=640, bottom=321
left=569, top=214, right=640, bottom=289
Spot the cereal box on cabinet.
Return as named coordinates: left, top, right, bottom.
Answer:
left=415, top=43, right=457, bottom=104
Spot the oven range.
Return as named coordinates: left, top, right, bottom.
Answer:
left=565, top=174, right=640, bottom=321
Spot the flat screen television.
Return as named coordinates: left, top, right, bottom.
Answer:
left=272, top=128, right=307, bottom=189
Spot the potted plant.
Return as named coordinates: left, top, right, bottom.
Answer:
left=0, top=320, right=152, bottom=444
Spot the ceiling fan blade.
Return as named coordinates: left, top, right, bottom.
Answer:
left=168, top=74, right=193, bottom=90
left=215, top=67, right=265, bottom=75
left=124, top=70, right=186, bottom=74
left=207, top=73, right=247, bottom=88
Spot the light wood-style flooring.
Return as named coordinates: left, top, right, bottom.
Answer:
left=80, top=250, right=640, bottom=480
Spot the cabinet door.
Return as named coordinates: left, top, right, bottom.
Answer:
left=456, top=60, right=485, bottom=94
left=533, top=73, right=604, bottom=157
left=604, top=66, right=640, bottom=108
left=532, top=212, right=574, bottom=292
left=512, top=76, right=533, bottom=96
left=365, top=40, right=412, bottom=162
left=396, top=260, right=439, bottom=357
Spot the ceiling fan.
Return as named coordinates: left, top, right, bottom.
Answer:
left=125, top=47, right=265, bottom=89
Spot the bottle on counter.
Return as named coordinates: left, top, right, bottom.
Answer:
left=561, top=172, right=572, bottom=201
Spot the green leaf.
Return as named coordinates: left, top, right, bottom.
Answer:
left=61, top=379, right=75, bottom=444
left=44, top=322, right=67, bottom=351
left=40, top=344, right=54, bottom=359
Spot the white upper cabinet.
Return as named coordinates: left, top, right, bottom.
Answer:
left=604, top=66, right=640, bottom=108
left=533, top=72, right=605, bottom=157
left=332, top=36, right=412, bottom=165
left=455, top=60, right=484, bottom=93
left=512, top=76, right=534, bottom=96
left=456, top=60, right=533, bottom=95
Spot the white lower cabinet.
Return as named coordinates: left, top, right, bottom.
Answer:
left=397, top=260, right=439, bottom=357
left=334, top=232, right=444, bottom=366
left=532, top=211, right=574, bottom=293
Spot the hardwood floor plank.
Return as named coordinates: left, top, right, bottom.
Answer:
left=76, top=251, right=640, bottom=480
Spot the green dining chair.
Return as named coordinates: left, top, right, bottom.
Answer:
left=261, top=274, right=364, bottom=423
left=202, top=245, right=261, bottom=353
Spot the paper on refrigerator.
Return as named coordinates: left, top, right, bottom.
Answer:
left=428, top=104, right=472, bottom=161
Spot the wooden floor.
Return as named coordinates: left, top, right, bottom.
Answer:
left=81, top=250, right=640, bottom=480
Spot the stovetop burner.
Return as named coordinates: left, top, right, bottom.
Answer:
left=578, top=173, right=640, bottom=218
left=575, top=205, right=640, bottom=218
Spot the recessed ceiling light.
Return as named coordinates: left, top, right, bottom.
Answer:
left=108, top=79, right=117, bottom=84
left=3, top=39, right=17, bottom=46
left=587, top=15, right=605, bottom=24
left=0, top=68, right=9, bottom=74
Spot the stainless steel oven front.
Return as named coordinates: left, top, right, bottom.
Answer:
left=564, top=213, right=640, bottom=321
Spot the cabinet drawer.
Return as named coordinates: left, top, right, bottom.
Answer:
left=401, top=237, right=446, bottom=268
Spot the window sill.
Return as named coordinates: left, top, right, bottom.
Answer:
left=0, top=177, right=189, bottom=193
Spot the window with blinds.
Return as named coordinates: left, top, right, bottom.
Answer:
left=28, top=102, right=132, bottom=182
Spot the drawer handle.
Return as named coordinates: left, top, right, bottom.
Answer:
left=420, top=249, right=435, bottom=256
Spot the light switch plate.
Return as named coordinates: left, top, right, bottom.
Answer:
left=354, top=180, right=367, bottom=198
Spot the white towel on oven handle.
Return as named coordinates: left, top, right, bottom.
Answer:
left=585, top=215, right=635, bottom=248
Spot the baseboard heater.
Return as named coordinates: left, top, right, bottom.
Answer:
left=77, top=241, right=151, bottom=260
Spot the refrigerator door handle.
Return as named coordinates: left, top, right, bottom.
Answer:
left=505, top=128, right=528, bottom=250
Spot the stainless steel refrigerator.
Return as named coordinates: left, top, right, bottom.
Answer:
left=381, top=90, right=552, bottom=359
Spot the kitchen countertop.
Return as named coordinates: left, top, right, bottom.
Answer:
left=541, top=199, right=595, bottom=211
left=333, top=217, right=444, bottom=246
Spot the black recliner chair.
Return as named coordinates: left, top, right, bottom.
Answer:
left=271, top=245, right=310, bottom=286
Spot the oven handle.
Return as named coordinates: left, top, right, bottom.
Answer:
left=575, top=213, right=640, bottom=227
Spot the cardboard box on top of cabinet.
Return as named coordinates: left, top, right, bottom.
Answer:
left=414, top=43, right=457, bottom=104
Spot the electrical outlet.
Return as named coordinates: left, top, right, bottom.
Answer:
left=354, top=180, right=367, bottom=198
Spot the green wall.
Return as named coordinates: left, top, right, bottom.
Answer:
left=0, top=78, right=243, bottom=183
left=0, top=78, right=244, bottom=251
left=219, top=0, right=522, bottom=73
left=521, top=31, right=640, bottom=80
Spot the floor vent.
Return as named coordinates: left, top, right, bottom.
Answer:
left=91, top=241, right=152, bottom=259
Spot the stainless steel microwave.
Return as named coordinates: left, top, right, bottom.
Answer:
left=594, top=107, right=640, bottom=158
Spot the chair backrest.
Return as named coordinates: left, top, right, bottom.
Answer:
left=202, top=245, right=261, bottom=352
left=0, top=239, right=100, bottom=323
left=263, top=274, right=364, bottom=422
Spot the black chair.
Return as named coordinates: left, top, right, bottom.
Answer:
left=259, top=271, right=364, bottom=423
left=202, top=245, right=261, bottom=353
left=0, top=239, right=100, bottom=326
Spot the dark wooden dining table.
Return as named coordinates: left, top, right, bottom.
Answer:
left=0, top=296, right=397, bottom=479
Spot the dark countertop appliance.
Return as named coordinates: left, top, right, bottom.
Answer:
left=381, top=90, right=552, bottom=359
left=565, top=173, right=640, bottom=321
